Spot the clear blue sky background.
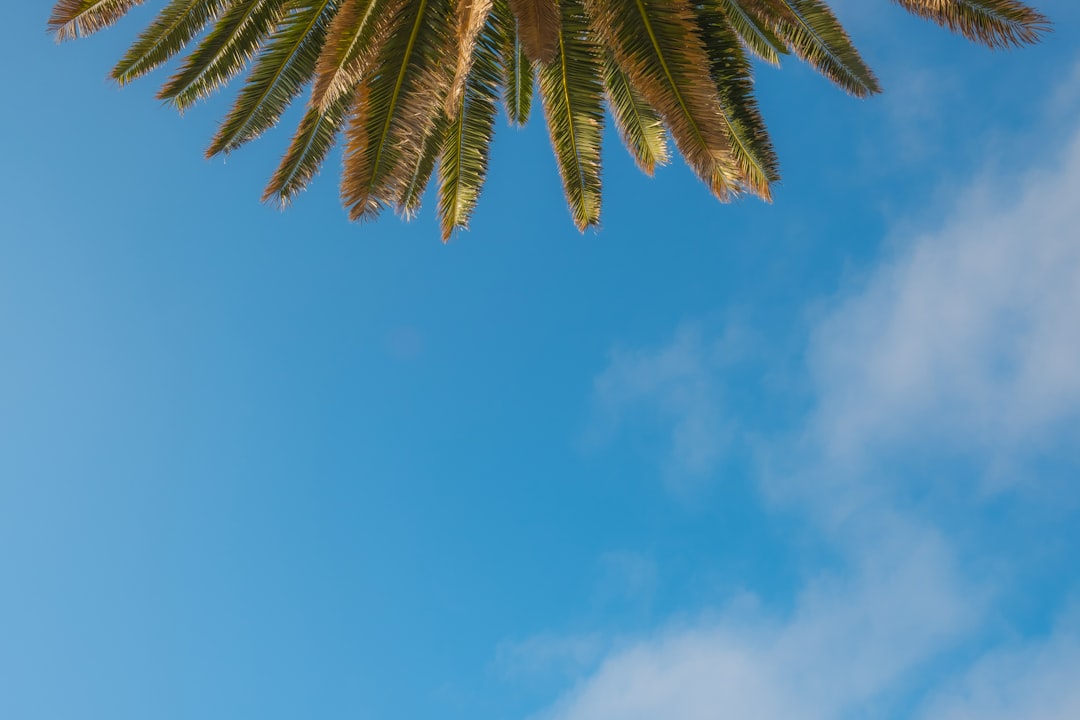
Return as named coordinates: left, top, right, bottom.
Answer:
left=3, top=3, right=1080, bottom=719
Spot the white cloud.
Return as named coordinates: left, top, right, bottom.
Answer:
left=591, top=125, right=1080, bottom=488
left=921, top=610, right=1080, bottom=720
left=808, top=128, right=1080, bottom=477
left=588, top=129, right=1080, bottom=507
left=562, top=61, right=1080, bottom=720
left=587, top=324, right=737, bottom=485
left=542, top=523, right=974, bottom=720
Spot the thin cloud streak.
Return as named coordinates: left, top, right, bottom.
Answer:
left=541, top=523, right=973, bottom=720
left=919, top=608, right=1080, bottom=720
left=559, top=86, right=1080, bottom=720
left=808, top=129, right=1080, bottom=479
left=586, top=325, right=734, bottom=486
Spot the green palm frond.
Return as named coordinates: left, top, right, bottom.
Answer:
left=538, top=0, right=605, bottom=230
left=892, top=0, right=1049, bottom=48
left=586, top=0, right=740, bottom=198
left=340, top=0, right=457, bottom=220
left=209, top=0, right=339, bottom=156
left=743, top=0, right=881, bottom=96
left=493, top=0, right=535, bottom=126
left=713, top=0, right=788, bottom=66
left=158, top=0, right=291, bottom=110
left=603, top=53, right=668, bottom=176
left=50, top=0, right=1051, bottom=237
left=49, top=0, right=144, bottom=41
left=263, top=90, right=351, bottom=204
left=439, top=11, right=502, bottom=238
left=697, top=3, right=779, bottom=197
left=112, top=0, right=228, bottom=86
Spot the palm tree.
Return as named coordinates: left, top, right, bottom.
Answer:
left=48, top=0, right=1048, bottom=239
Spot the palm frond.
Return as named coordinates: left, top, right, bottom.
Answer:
left=439, top=13, right=502, bottom=238
left=743, top=0, right=881, bottom=96
left=310, top=0, right=407, bottom=111
left=49, top=0, right=144, bottom=41
left=158, top=0, right=291, bottom=110
left=537, top=0, right=604, bottom=230
left=341, top=0, right=457, bottom=220
left=445, top=0, right=494, bottom=117
left=493, top=0, right=535, bottom=126
left=892, top=0, right=1049, bottom=48
left=507, top=0, right=561, bottom=63
left=50, top=0, right=1054, bottom=237
left=263, top=90, right=351, bottom=204
left=399, top=114, right=448, bottom=218
left=712, top=0, right=788, bottom=66
left=697, top=4, right=778, bottom=197
left=585, top=0, right=741, bottom=199
left=208, top=0, right=339, bottom=156
left=112, top=0, right=228, bottom=85
left=603, top=53, right=668, bottom=175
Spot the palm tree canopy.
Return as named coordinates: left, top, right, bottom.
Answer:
left=48, top=0, right=1049, bottom=239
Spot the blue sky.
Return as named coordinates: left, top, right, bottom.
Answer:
left=3, top=2, right=1080, bottom=718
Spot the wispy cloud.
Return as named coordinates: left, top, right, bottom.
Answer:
left=585, top=320, right=759, bottom=489
left=808, top=130, right=1080, bottom=479
left=495, top=632, right=607, bottom=684
left=550, top=68, right=1080, bottom=720
left=592, top=551, right=657, bottom=611
left=542, top=523, right=974, bottom=720
left=919, top=608, right=1080, bottom=720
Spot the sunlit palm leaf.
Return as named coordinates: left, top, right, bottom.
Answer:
left=446, top=0, right=494, bottom=117
left=439, top=13, right=502, bottom=238
left=263, top=90, right=351, bottom=204
left=892, top=0, right=1049, bottom=48
left=158, top=0, right=291, bottom=110
left=399, top=115, right=448, bottom=217
left=49, top=0, right=144, bottom=41
left=538, top=0, right=604, bottom=230
left=586, top=0, right=741, bottom=198
left=50, top=0, right=1051, bottom=236
left=493, top=0, right=535, bottom=126
left=311, top=0, right=407, bottom=111
left=743, top=0, right=881, bottom=96
left=603, top=54, right=668, bottom=176
left=697, top=4, right=779, bottom=197
left=713, top=0, right=788, bottom=66
left=112, top=0, right=227, bottom=84
left=341, top=0, right=457, bottom=220
left=209, top=0, right=339, bottom=155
